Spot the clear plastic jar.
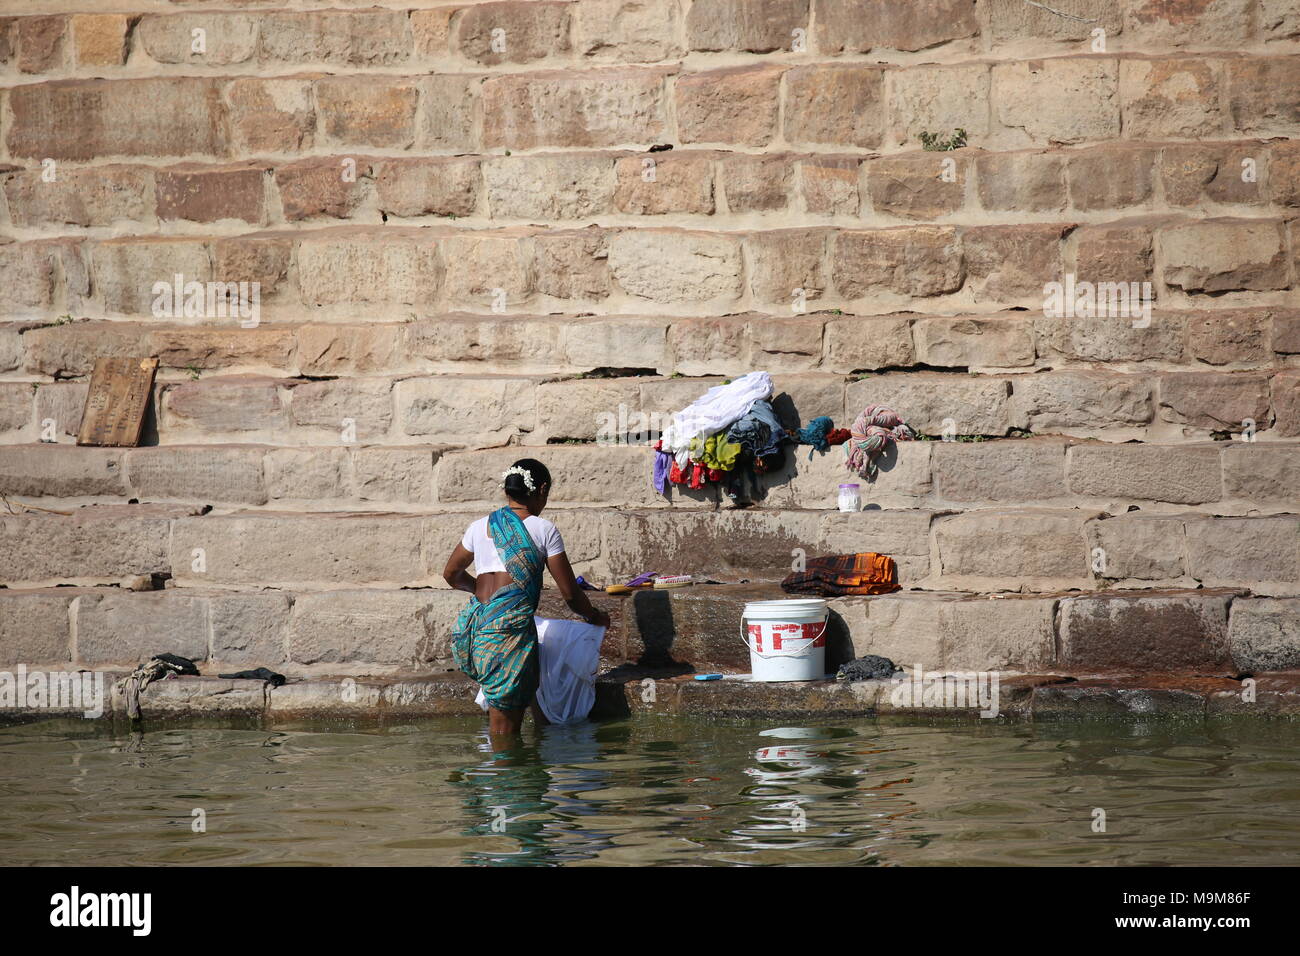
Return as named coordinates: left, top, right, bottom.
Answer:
left=837, top=483, right=861, bottom=513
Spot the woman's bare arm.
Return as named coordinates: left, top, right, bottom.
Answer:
left=442, top=543, right=477, bottom=594
left=546, top=551, right=610, bottom=628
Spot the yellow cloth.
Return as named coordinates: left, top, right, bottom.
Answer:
left=689, top=431, right=742, bottom=471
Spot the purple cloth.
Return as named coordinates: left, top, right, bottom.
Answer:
left=653, top=448, right=672, bottom=495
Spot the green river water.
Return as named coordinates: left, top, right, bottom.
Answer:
left=1, top=715, right=1297, bottom=866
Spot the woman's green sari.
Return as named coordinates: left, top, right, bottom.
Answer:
left=452, top=507, right=545, bottom=711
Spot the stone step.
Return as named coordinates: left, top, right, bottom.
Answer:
left=4, top=218, right=1299, bottom=323
left=2, top=583, right=1293, bottom=681
left=1, top=500, right=1295, bottom=594
left=2, top=437, right=1297, bottom=515
left=3, top=139, right=1295, bottom=232
left=3, top=362, right=1298, bottom=445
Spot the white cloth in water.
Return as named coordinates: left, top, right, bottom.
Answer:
left=474, top=616, right=605, bottom=724
left=461, top=514, right=565, bottom=574
left=659, top=371, right=774, bottom=467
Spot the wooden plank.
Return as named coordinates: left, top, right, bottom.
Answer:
left=76, top=357, right=159, bottom=447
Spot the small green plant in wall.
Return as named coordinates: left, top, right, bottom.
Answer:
left=919, top=128, right=967, bottom=151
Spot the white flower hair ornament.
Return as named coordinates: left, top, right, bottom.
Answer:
left=501, top=466, right=536, bottom=493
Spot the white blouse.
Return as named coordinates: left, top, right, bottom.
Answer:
left=461, top=514, right=566, bottom=573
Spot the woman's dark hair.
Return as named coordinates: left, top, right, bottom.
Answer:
left=503, top=458, right=551, bottom=502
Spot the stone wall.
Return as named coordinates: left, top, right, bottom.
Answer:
left=0, top=0, right=1297, bottom=682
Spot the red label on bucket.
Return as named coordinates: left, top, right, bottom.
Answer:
left=748, top=623, right=763, bottom=653
left=803, top=621, right=825, bottom=647
left=771, top=622, right=800, bottom=650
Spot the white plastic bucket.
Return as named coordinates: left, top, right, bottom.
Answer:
left=742, top=598, right=828, bottom=682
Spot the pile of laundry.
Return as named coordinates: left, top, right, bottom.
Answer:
left=652, top=371, right=791, bottom=500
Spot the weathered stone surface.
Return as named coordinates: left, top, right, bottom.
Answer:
left=16, top=16, right=65, bottom=73
left=315, top=76, right=419, bottom=148
left=745, top=228, right=828, bottom=307
left=74, top=590, right=209, bottom=666
left=208, top=591, right=292, bottom=667
left=1186, top=516, right=1300, bottom=591
left=975, top=151, right=1066, bottom=212
left=1226, top=56, right=1300, bottom=136
left=1229, top=598, right=1300, bottom=672
left=1160, top=220, right=1289, bottom=292
left=1058, top=592, right=1232, bottom=671
left=297, top=232, right=442, bottom=307
left=1274, top=370, right=1300, bottom=437
left=260, top=9, right=411, bottom=65
left=455, top=1, right=571, bottom=64
left=832, top=227, right=963, bottom=298
left=441, top=232, right=533, bottom=308
left=847, top=373, right=1015, bottom=436
left=604, top=509, right=821, bottom=579
left=1013, top=370, right=1153, bottom=434
left=784, top=64, right=885, bottom=148
left=1157, top=372, right=1271, bottom=431
left=91, top=238, right=210, bottom=315
left=1161, top=144, right=1266, bottom=207
left=33, top=382, right=88, bottom=440
left=564, top=316, right=668, bottom=370
left=1186, top=309, right=1271, bottom=367
left=227, top=77, right=317, bottom=154
left=723, top=155, right=791, bottom=212
left=124, top=446, right=268, bottom=505
left=823, top=315, right=914, bottom=372
left=865, top=152, right=966, bottom=220
left=396, top=376, right=535, bottom=445
left=483, top=154, right=614, bottom=219
left=163, top=377, right=288, bottom=434
left=275, top=158, right=369, bottom=221
left=483, top=68, right=668, bottom=149
left=287, top=590, right=461, bottom=666
left=1067, top=145, right=1155, bottom=210
left=1035, top=310, right=1184, bottom=364
left=170, top=513, right=427, bottom=588
left=676, top=65, right=781, bottom=146
left=687, top=0, right=808, bottom=52
left=992, top=58, right=1119, bottom=144
left=613, top=152, right=714, bottom=214
left=1221, top=443, right=1300, bottom=503
left=988, top=0, right=1121, bottom=41
left=609, top=230, right=742, bottom=303
left=532, top=230, right=611, bottom=300
left=1068, top=442, right=1222, bottom=504
left=934, top=509, right=1093, bottom=588
left=932, top=439, right=1068, bottom=503
left=0, top=506, right=179, bottom=587
left=532, top=378, right=641, bottom=443
left=817, top=0, right=977, bottom=52
left=0, top=240, right=89, bottom=318
left=290, top=378, right=394, bottom=439
left=419, top=74, right=481, bottom=150
left=0, top=589, right=77, bottom=664
left=122, top=676, right=266, bottom=718
left=3, top=164, right=153, bottom=228
left=435, top=445, right=653, bottom=506
left=888, top=63, right=990, bottom=145
left=1087, top=513, right=1188, bottom=582
left=576, top=0, right=683, bottom=61
left=150, top=326, right=296, bottom=375
left=156, top=163, right=266, bottom=224
left=1120, top=57, right=1222, bottom=139
left=7, top=78, right=226, bottom=160
left=264, top=446, right=349, bottom=502
left=375, top=158, right=479, bottom=219
left=798, top=156, right=860, bottom=215
left=0, top=444, right=125, bottom=499
left=267, top=678, right=383, bottom=717
left=817, top=510, right=932, bottom=582
left=963, top=223, right=1069, bottom=304
left=138, top=12, right=257, bottom=64
left=71, top=13, right=129, bottom=66
left=913, top=315, right=1035, bottom=368
left=353, top=446, right=440, bottom=505
left=938, top=595, right=1058, bottom=672
left=1075, top=224, right=1154, bottom=287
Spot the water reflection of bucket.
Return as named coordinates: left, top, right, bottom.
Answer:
left=742, top=599, right=828, bottom=682
left=748, top=744, right=826, bottom=782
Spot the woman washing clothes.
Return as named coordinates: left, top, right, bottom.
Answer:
left=442, top=458, right=610, bottom=741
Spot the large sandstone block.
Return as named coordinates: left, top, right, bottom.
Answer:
left=406, top=315, right=566, bottom=370
left=259, top=9, right=412, bottom=65
left=1221, top=442, right=1300, bottom=504
left=614, top=152, right=714, bottom=215
left=932, top=439, right=1068, bottom=503
left=1226, top=56, right=1300, bottom=136
left=745, top=228, right=829, bottom=308
left=604, top=509, right=822, bottom=579
left=846, top=373, right=1016, bottom=436
left=374, top=158, right=479, bottom=219
left=934, top=508, right=1094, bottom=589
left=963, top=223, right=1069, bottom=304
left=665, top=315, right=823, bottom=374
left=817, top=510, right=933, bottom=583
left=170, top=513, right=428, bottom=588
left=71, top=13, right=129, bottom=67
left=723, top=155, right=792, bottom=212
left=396, top=376, right=536, bottom=445
left=1186, top=516, right=1300, bottom=592
left=1274, top=370, right=1300, bottom=437
left=209, top=591, right=292, bottom=667
left=766, top=438, right=931, bottom=510
left=124, top=445, right=268, bottom=506
left=353, top=446, right=440, bottom=505
left=784, top=64, right=884, bottom=148
left=1073, top=225, right=1154, bottom=289
left=296, top=324, right=406, bottom=377
left=275, top=157, right=370, bottom=221
left=22, top=322, right=152, bottom=378
left=828, top=593, right=944, bottom=666
left=156, top=162, right=266, bottom=224
left=1186, top=309, right=1271, bottom=367
left=533, top=230, right=612, bottom=300
left=1086, top=513, right=1189, bottom=583
left=73, top=590, right=209, bottom=666
left=563, top=316, right=669, bottom=370
left=0, top=240, right=88, bottom=318
left=287, top=590, right=462, bottom=666
left=483, top=154, right=615, bottom=219
left=91, top=238, right=211, bottom=316
left=865, top=152, right=966, bottom=220
left=992, top=58, right=1119, bottom=145
left=162, top=377, right=288, bottom=434
left=420, top=74, right=481, bottom=150
left=1012, top=370, right=1153, bottom=433
left=687, top=0, right=808, bottom=52
left=289, top=378, right=394, bottom=440
left=455, top=1, right=571, bottom=65
left=888, top=63, right=990, bottom=145
left=576, top=0, right=683, bottom=61
left=227, top=78, right=317, bottom=154
left=297, top=231, right=442, bottom=307
left=483, top=67, right=668, bottom=148
left=0, top=588, right=77, bottom=665
left=975, top=151, right=1066, bottom=212
left=1058, top=591, right=1232, bottom=671
left=817, top=0, right=977, bottom=52
left=676, top=65, right=781, bottom=146
left=912, top=315, right=1035, bottom=368
left=533, top=377, right=643, bottom=443
left=0, top=506, right=179, bottom=587
left=150, top=326, right=296, bottom=376
left=0, top=384, right=31, bottom=435
left=609, top=230, right=742, bottom=304
left=0, top=445, right=126, bottom=499
left=1161, top=144, right=1266, bottom=208
left=1229, top=598, right=1300, bottom=672
left=264, top=446, right=351, bottom=502
left=832, top=227, right=963, bottom=299
left=1066, top=145, right=1155, bottom=210
left=1067, top=443, right=1222, bottom=504
left=822, top=315, right=915, bottom=372
left=315, top=76, right=419, bottom=148
left=138, top=13, right=257, bottom=64
left=988, top=0, right=1121, bottom=42
left=798, top=156, right=860, bottom=215
left=1120, top=58, right=1222, bottom=139
left=938, top=594, right=1058, bottom=672
left=3, top=164, right=153, bottom=228
left=1157, top=372, right=1271, bottom=431
left=1160, top=220, right=1289, bottom=292
left=7, top=78, right=226, bottom=160
left=1034, top=310, right=1184, bottom=364
left=34, top=382, right=90, bottom=441
left=442, top=232, right=535, bottom=309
